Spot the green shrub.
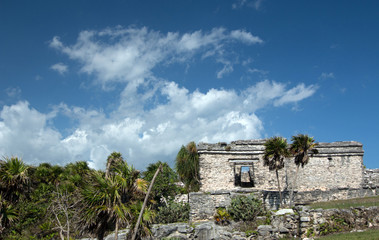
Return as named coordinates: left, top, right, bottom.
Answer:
left=228, top=193, right=264, bottom=222
left=155, top=201, right=190, bottom=224
left=214, top=208, right=231, bottom=225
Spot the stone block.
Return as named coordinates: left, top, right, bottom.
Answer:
left=275, top=209, right=294, bottom=215
left=257, top=225, right=273, bottom=236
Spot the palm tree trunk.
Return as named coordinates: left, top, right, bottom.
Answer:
left=115, top=220, right=119, bottom=240
left=289, top=165, right=300, bottom=207
left=131, top=164, right=162, bottom=240
left=276, top=170, right=282, bottom=209
left=105, top=160, right=111, bottom=179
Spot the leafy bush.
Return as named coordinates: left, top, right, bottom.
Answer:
left=214, top=208, right=231, bottom=225
left=155, top=201, right=189, bottom=224
left=228, top=193, right=264, bottom=221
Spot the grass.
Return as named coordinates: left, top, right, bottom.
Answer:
left=308, top=195, right=379, bottom=209
left=278, top=229, right=379, bottom=240
left=317, top=228, right=379, bottom=239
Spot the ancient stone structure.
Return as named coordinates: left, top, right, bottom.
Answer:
left=198, top=140, right=365, bottom=193
left=99, top=206, right=379, bottom=240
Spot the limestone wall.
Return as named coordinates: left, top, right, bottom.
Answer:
left=363, top=168, right=379, bottom=189
left=198, top=140, right=364, bottom=193
left=139, top=206, right=379, bottom=240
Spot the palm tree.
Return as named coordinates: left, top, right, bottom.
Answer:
left=105, top=152, right=124, bottom=179
left=129, top=201, right=157, bottom=240
left=0, top=157, right=29, bottom=203
left=289, top=134, right=318, bottom=207
left=80, top=158, right=147, bottom=240
left=131, top=164, right=161, bottom=240
left=142, top=161, right=179, bottom=206
left=263, top=137, right=290, bottom=208
left=0, top=194, right=18, bottom=234
left=175, top=142, right=200, bottom=192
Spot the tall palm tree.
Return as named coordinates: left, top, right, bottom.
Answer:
left=263, top=137, right=290, bottom=208
left=105, top=152, right=124, bottom=179
left=175, top=142, right=200, bottom=192
left=0, top=157, right=29, bottom=203
left=289, top=134, right=318, bottom=207
left=80, top=159, right=147, bottom=240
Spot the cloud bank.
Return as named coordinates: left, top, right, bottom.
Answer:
left=0, top=27, right=317, bottom=170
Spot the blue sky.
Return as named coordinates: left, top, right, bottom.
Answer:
left=0, top=0, right=378, bottom=170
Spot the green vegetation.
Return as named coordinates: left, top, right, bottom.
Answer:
left=263, top=136, right=290, bottom=207
left=214, top=208, right=231, bottom=225
left=309, top=196, right=379, bottom=209
left=155, top=201, right=189, bottom=224
left=317, top=228, right=379, bottom=239
left=175, top=141, right=200, bottom=192
left=228, top=193, right=265, bottom=222
left=289, top=134, right=318, bottom=207
left=142, top=161, right=183, bottom=207
left=0, top=153, right=184, bottom=239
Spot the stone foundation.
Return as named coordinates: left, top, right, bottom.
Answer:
left=189, top=187, right=379, bottom=221
left=142, top=206, right=379, bottom=240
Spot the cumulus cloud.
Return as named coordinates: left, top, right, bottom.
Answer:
left=0, top=26, right=317, bottom=170
left=0, top=80, right=317, bottom=170
left=0, top=101, right=71, bottom=165
left=51, top=62, right=68, bottom=74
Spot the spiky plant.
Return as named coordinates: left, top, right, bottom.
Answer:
left=0, top=157, right=29, bottom=203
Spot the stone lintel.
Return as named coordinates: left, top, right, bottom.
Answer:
left=228, top=159, right=259, bottom=163
left=197, top=151, right=263, bottom=155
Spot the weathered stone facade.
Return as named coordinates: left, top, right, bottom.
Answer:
left=198, top=140, right=365, bottom=193
left=99, top=206, right=379, bottom=240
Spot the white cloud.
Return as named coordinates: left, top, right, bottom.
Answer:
left=248, top=68, right=268, bottom=75
left=0, top=101, right=71, bottom=166
left=319, top=72, right=335, bottom=80
left=0, top=79, right=317, bottom=170
left=49, top=26, right=263, bottom=87
left=217, top=61, right=234, bottom=78
left=230, top=30, right=263, bottom=44
left=5, top=87, right=21, bottom=98
left=0, top=26, right=317, bottom=170
left=232, top=0, right=264, bottom=10
left=274, top=83, right=318, bottom=106
left=51, top=62, right=68, bottom=74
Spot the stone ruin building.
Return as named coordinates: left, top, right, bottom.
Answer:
left=198, top=140, right=365, bottom=193
left=188, top=139, right=379, bottom=221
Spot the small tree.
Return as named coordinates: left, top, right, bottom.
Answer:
left=175, top=142, right=200, bottom=192
left=263, top=137, right=289, bottom=208
left=142, top=161, right=181, bottom=207
left=49, top=187, right=79, bottom=240
left=289, top=134, right=318, bottom=207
